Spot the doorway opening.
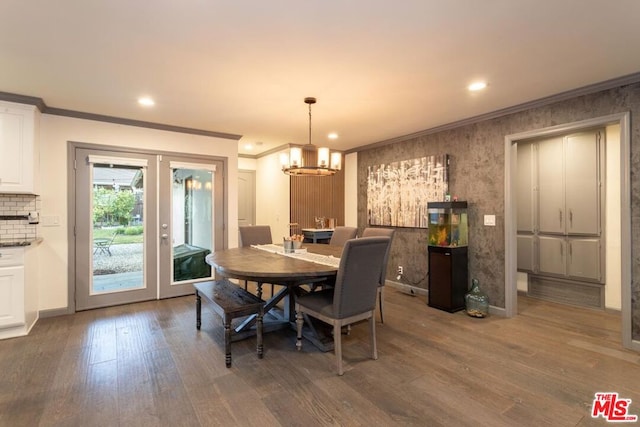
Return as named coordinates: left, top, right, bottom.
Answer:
left=504, top=112, right=634, bottom=350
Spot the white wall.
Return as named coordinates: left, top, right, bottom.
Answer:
left=238, top=157, right=257, bottom=171
left=255, top=150, right=290, bottom=241
left=38, top=114, right=239, bottom=311
left=344, top=152, right=358, bottom=227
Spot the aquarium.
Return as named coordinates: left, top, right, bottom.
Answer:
left=427, top=201, right=468, bottom=247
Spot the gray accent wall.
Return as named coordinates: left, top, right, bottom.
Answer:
left=357, top=82, right=640, bottom=340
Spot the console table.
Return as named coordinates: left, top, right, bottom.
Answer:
left=302, top=228, right=334, bottom=244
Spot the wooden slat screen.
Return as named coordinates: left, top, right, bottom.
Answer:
left=289, top=149, right=344, bottom=234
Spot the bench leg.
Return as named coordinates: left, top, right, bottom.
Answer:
left=256, top=309, right=264, bottom=359
left=224, top=314, right=232, bottom=368
left=196, top=291, right=202, bottom=330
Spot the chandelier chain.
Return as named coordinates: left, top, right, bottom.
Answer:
left=308, top=102, right=312, bottom=146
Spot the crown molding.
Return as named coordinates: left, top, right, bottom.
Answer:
left=0, top=91, right=46, bottom=111
left=0, top=91, right=241, bottom=141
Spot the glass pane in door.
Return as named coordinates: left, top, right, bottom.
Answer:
left=171, top=167, right=212, bottom=282
left=91, top=164, right=145, bottom=293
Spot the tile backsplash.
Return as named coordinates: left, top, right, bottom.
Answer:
left=0, top=194, right=40, bottom=242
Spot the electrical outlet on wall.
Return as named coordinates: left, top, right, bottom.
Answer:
left=396, top=265, right=403, bottom=280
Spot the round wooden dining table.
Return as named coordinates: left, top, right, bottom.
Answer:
left=205, top=243, right=343, bottom=351
left=205, top=243, right=342, bottom=284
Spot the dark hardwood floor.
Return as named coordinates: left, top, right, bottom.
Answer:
left=1, top=288, right=638, bottom=426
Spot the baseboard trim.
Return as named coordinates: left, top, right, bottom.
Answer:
left=388, top=281, right=506, bottom=317
left=387, top=281, right=428, bottom=297
left=39, top=307, right=73, bottom=319
left=488, top=305, right=506, bottom=317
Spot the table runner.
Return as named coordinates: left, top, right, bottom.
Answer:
left=251, top=244, right=340, bottom=268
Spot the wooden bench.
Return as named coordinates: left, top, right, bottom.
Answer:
left=194, top=280, right=264, bottom=368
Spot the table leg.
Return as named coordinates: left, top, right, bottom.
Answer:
left=256, top=309, right=263, bottom=359
left=235, top=286, right=289, bottom=333
left=223, top=277, right=336, bottom=353
left=284, top=289, right=296, bottom=322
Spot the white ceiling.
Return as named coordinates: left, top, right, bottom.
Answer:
left=2, top=1, right=640, bottom=156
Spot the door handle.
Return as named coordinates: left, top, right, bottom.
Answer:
left=569, top=209, right=573, bottom=228
left=161, top=234, right=169, bottom=240
left=559, top=209, right=563, bottom=227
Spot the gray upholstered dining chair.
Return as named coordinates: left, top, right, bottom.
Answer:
left=238, top=225, right=273, bottom=296
left=328, top=226, right=358, bottom=246
left=239, top=225, right=272, bottom=247
left=361, top=227, right=395, bottom=324
left=295, top=236, right=390, bottom=375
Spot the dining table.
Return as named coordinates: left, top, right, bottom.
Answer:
left=205, top=243, right=344, bottom=351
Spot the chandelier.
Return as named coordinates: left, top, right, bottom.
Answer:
left=280, top=97, right=342, bottom=176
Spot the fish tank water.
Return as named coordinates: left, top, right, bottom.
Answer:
left=427, top=201, right=468, bottom=247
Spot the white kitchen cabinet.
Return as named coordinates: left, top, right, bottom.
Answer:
left=0, top=268, right=24, bottom=328
left=0, top=246, right=38, bottom=339
left=0, top=101, right=40, bottom=194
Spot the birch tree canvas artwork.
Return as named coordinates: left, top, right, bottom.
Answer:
left=367, top=155, right=449, bottom=228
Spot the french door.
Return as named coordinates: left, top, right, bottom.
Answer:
left=74, top=147, right=224, bottom=310
left=158, top=155, right=224, bottom=298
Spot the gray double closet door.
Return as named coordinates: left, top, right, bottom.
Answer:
left=517, top=129, right=604, bottom=283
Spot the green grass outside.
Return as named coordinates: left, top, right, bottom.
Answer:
left=93, top=227, right=144, bottom=244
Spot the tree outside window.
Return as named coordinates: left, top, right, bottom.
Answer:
left=93, top=187, right=135, bottom=226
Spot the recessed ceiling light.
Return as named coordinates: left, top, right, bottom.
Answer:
left=244, top=143, right=253, bottom=150
left=468, top=82, right=487, bottom=92
left=138, top=97, right=155, bottom=106
left=328, top=133, right=338, bottom=140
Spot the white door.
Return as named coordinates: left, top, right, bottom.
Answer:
left=158, top=156, right=224, bottom=298
left=238, top=170, right=255, bottom=227
left=74, top=147, right=226, bottom=310
left=75, top=148, right=158, bottom=310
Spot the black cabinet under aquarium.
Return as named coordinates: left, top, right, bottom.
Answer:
left=427, top=201, right=468, bottom=312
